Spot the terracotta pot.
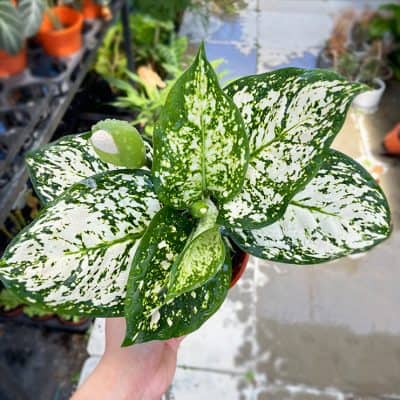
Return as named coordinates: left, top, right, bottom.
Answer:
left=230, top=251, right=250, bottom=288
left=82, top=0, right=102, bottom=19
left=0, top=47, right=27, bottom=78
left=383, top=123, right=400, bottom=156
left=0, top=306, right=24, bottom=317
left=37, top=6, right=83, bottom=57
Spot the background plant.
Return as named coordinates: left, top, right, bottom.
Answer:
left=0, top=0, right=45, bottom=54
left=0, top=46, right=391, bottom=346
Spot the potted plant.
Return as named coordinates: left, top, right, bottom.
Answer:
left=368, top=3, right=400, bottom=80
left=0, top=288, right=24, bottom=316
left=0, top=0, right=45, bottom=77
left=333, top=42, right=390, bottom=113
left=23, top=302, right=53, bottom=320
left=0, top=45, right=391, bottom=346
left=37, top=1, right=83, bottom=57
left=57, top=312, right=89, bottom=326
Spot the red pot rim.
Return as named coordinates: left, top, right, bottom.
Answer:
left=230, top=251, right=250, bottom=288
left=0, top=305, right=24, bottom=317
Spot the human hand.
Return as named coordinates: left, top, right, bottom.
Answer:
left=72, top=317, right=183, bottom=400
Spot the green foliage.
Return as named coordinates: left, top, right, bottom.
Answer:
left=23, top=302, right=52, bottom=318
left=0, top=46, right=391, bottom=346
left=0, top=0, right=45, bottom=54
left=94, top=13, right=186, bottom=81
left=0, top=288, right=23, bottom=311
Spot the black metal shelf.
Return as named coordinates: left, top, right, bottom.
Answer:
left=0, top=0, right=133, bottom=226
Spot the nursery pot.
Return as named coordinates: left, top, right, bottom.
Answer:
left=352, top=78, right=386, bottom=114
left=0, top=305, right=24, bottom=317
left=82, top=0, right=102, bottom=20
left=0, top=47, right=27, bottom=78
left=38, top=6, right=83, bottom=57
left=383, top=123, right=400, bottom=156
left=230, top=251, right=250, bottom=288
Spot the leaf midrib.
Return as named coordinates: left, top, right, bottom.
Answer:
left=63, top=231, right=144, bottom=256
left=290, top=201, right=339, bottom=217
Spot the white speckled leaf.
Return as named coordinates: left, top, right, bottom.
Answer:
left=230, top=151, right=391, bottom=264
left=0, top=171, right=160, bottom=316
left=167, top=226, right=225, bottom=300
left=124, top=207, right=230, bottom=345
left=152, top=43, right=249, bottom=209
left=26, top=132, right=153, bottom=204
left=219, top=68, right=367, bottom=229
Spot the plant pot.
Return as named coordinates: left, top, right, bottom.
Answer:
left=0, top=305, right=24, bottom=317
left=82, top=0, right=102, bottom=20
left=37, top=6, right=83, bottom=57
left=230, top=250, right=250, bottom=288
left=383, top=123, right=400, bottom=156
left=0, top=47, right=27, bottom=78
left=352, top=78, right=385, bottom=114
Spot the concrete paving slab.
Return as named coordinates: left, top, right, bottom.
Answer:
left=169, top=367, right=256, bottom=399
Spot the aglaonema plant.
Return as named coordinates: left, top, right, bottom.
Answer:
left=0, top=44, right=391, bottom=345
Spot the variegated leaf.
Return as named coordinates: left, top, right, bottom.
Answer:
left=124, top=207, right=231, bottom=345
left=167, top=199, right=225, bottom=299
left=219, top=68, right=367, bottom=229
left=230, top=151, right=391, bottom=264
left=167, top=226, right=225, bottom=300
left=26, top=132, right=153, bottom=204
left=152, top=43, right=249, bottom=209
left=0, top=170, right=160, bottom=316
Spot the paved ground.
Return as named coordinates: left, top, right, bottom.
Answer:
left=0, top=321, right=87, bottom=400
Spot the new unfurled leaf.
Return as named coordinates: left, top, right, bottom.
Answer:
left=0, top=171, right=160, bottom=316
left=124, top=207, right=230, bottom=345
left=152, top=43, right=249, bottom=209
left=230, top=151, right=391, bottom=264
left=219, top=68, right=367, bottom=229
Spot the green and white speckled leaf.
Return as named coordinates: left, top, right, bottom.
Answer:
left=219, top=68, right=367, bottom=229
left=26, top=133, right=118, bottom=204
left=0, top=170, right=160, bottom=316
left=26, top=132, right=153, bottom=204
left=167, top=199, right=224, bottom=299
left=230, top=150, right=391, bottom=264
left=124, top=207, right=231, bottom=345
left=167, top=226, right=225, bottom=300
left=152, top=43, right=249, bottom=209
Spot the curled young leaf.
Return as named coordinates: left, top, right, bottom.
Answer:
left=152, top=43, right=249, bottom=209
left=0, top=171, right=160, bottom=316
left=124, top=207, right=230, bottom=345
left=167, top=226, right=226, bottom=300
left=230, top=150, right=391, bottom=264
left=219, top=68, right=367, bottom=229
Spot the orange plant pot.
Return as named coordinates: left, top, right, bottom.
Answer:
left=82, top=0, right=102, bottom=19
left=383, top=123, right=400, bottom=156
left=0, top=47, right=27, bottom=78
left=38, top=6, right=83, bottom=57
